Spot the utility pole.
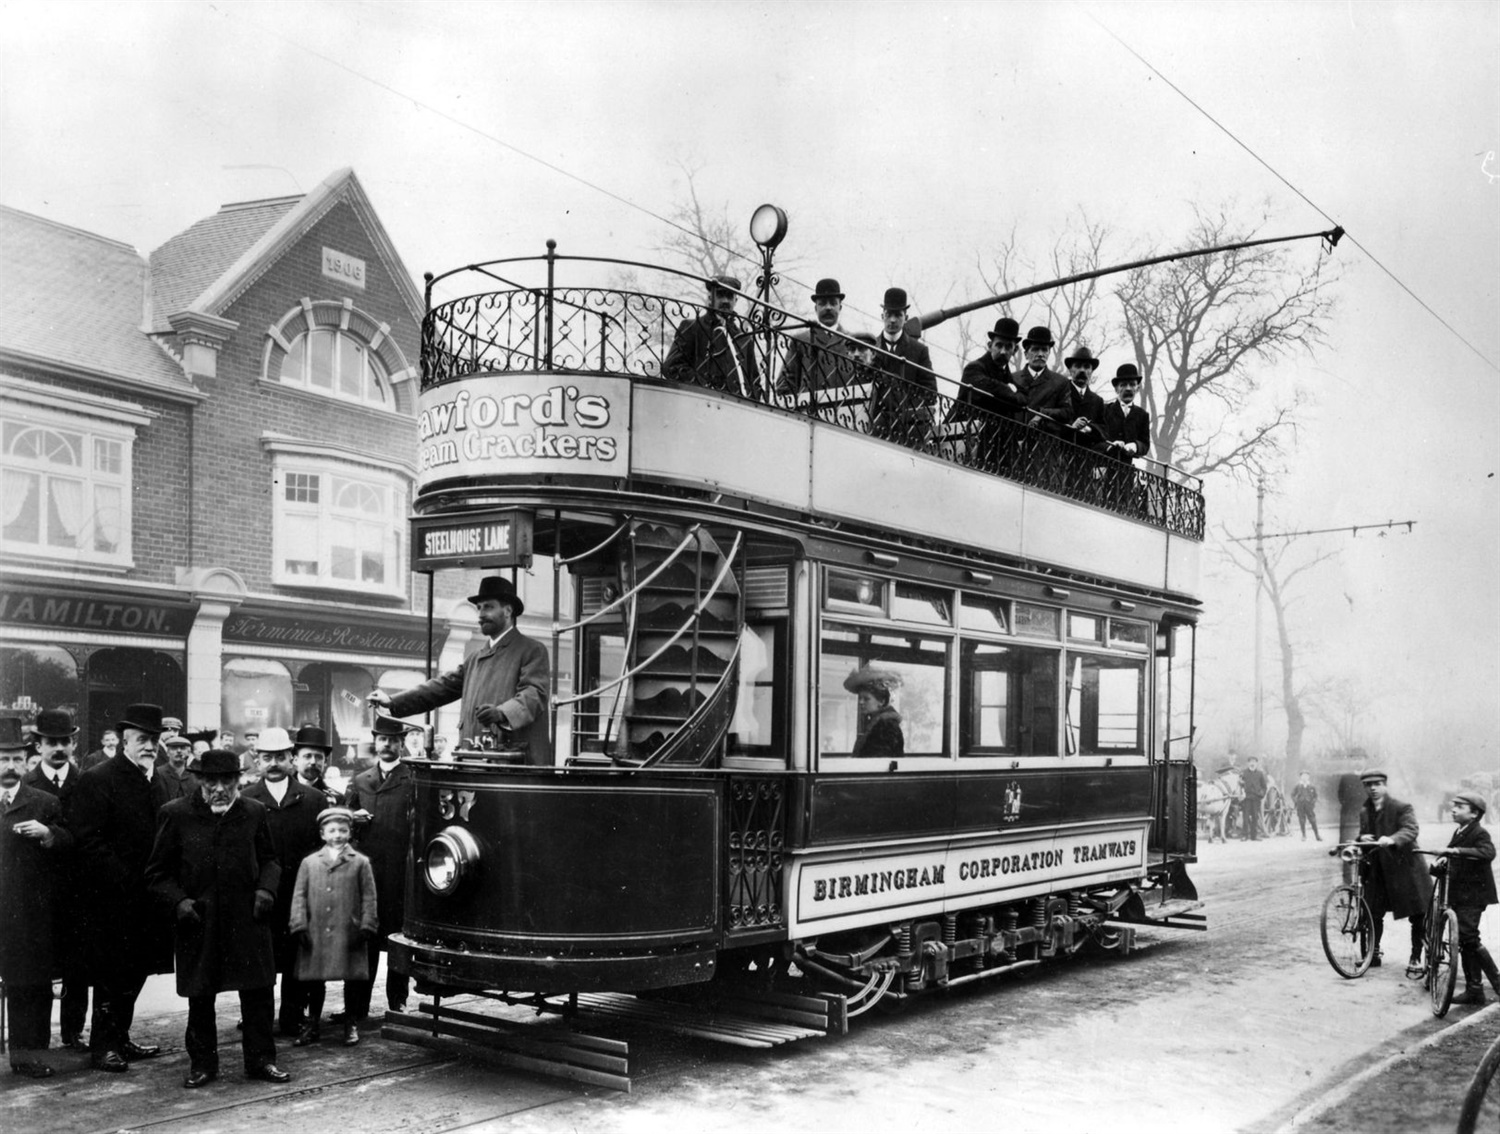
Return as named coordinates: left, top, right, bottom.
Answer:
left=1253, top=478, right=1265, bottom=759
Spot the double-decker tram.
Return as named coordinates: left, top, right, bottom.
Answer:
left=387, top=240, right=1206, bottom=1075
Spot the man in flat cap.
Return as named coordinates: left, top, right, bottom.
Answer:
left=777, top=278, right=854, bottom=398
left=242, top=727, right=326, bottom=1039
left=1436, top=791, right=1500, bottom=1005
left=661, top=275, right=761, bottom=397
left=1356, top=769, right=1431, bottom=974
left=67, top=703, right=176, bottom=1072
left=950, top=317, right=1027, bottom=474
left=867, top=287, right=937, bottom=446
left=370, top=576, right=551, bottom=765
left=146, top=749, right=288, bottom=1087
left=1, top=717, right=73, bottom=1077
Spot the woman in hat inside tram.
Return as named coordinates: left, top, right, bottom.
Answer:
left=843, top=667, right=905, bottom=759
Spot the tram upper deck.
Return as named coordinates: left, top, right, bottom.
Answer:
left=414, top=251, right=1203, bottom=604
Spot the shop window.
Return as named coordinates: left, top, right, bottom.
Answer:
left=272, top=457, right=407, bottom=596
left=1064, top=652, right=1145, bottom=755
left=959, top=640, right=1059, bottom=756
left=0, top=645, right=79, bottom=719
left=1, top=412, right=133, bottom=567
left=222, top=657, right=293, bottom=740
left=819, top=622, right=948, bottom=759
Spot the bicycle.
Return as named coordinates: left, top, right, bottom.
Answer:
left=1415, top=849, right=1460, bottom=1017
left=1320, top=842, right=1376, bottom=978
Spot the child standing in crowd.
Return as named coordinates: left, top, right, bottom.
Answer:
left=287, top=807, right=378, bottom=1047
left=1439, top=791, right=1500, bottom=1006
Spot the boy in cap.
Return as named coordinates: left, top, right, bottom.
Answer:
left=1357, top=769, right=1431, bottom=974
left=288, top=807, right=378, bottom=1046
left=1435, top=791, right=1500, bottom=1005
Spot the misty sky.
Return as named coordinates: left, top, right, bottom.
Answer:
left=2, top=0, right=1495, bottom=780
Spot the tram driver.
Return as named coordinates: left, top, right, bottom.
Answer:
left=843, top=667, right=905, bottom=759
left=367, top=576, right=551, bottom=765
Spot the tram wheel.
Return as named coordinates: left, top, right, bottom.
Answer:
left=1319, top=885, right=1374, bottom=979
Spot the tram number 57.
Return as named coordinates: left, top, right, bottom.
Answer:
left=438, top=790, right=476, bottom=822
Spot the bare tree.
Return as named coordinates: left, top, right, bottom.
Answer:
left=1219, top=526, right=1341, bottom=769
left=1311, top=675, right=1376, bottom=752
left=1116, top=204, right=1338, bottom=479
left=978, top=211, right=1116, bottom=364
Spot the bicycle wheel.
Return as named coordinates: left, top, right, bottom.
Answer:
left=1320, top=885, right=1374, bottom=978
left=1458, top=1031, right=1500, bottom=1134
left=1430, top=907, right=1459, bottom=1017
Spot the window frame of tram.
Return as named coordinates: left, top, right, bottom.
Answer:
left=816, top=568, right=1155, bottom=770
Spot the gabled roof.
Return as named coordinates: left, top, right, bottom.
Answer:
left=149, top=168, right=424, bottom=331
left=0, top=205, right=193, bottom=393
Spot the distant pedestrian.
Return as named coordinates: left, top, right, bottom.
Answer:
left=1240, top=757, right=1267, bottom=841
left=144, top=749, right=289, bottom=1088
left=1437, top=792, right=1500, bottom=1006
left=1, top=717, right=73, bottom=1078
left=1356, top=768, right=1431, bottom=974
left=288, top=807, right=378, bottom=1047
left=1292, top=772, right=1321, bottom=841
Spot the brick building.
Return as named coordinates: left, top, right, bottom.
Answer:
left=0, top=168, right=512, bottom=760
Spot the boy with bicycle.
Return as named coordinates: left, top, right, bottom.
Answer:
left=1436, top=790, right=1500, bottom=1006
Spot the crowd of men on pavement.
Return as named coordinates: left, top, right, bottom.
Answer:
left=662, top=275, right=1153, bottom=483
left=0, top=575, right=549, bottom=1088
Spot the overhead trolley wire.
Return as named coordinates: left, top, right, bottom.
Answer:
left=1088, top=11, right=1499, bottom=374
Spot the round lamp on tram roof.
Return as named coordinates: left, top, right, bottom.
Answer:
left=749, top=203, right=788, bottom=250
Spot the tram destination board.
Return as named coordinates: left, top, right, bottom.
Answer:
left=412, top=508, right=534, bottom=571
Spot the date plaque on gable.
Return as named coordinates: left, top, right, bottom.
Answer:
left=322, top=247, right=366, bottom=289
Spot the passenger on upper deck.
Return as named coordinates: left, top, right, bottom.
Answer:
left=1016, top=326, right=1071, bottom=435
left=1060, top=346, right=1108, bottom=450
left=661, top=275, right=761, bottom=398
left=949, top=316, right=1024, bottom=471
left=776, top=278, right=853, bottom=397
left=867, top=287, right=936, bottom=446
left=843, top=667, right=905, bottom=759
left=1102, top=364, right=1151, bottom=462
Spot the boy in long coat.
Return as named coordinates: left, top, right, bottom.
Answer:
left=145, top=749, right=288, bottom=1087
left=1357, top=768, right=1432, bottom=974
left=288, top=807, right=378, bottom=1045
left=1437, top=791, right=1500, bottom=1005
left=0, top=718, right=73, bottom=1077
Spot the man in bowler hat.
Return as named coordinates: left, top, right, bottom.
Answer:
left=67, top=702, right=176, bottom=1072
left=1, top=716, right=74, bottom=1077
left=661, top=275, right=761, bottom=397
left=242, top=727, right=327, bottom=1038
left=868, top=286, right=937, bottom=445
left=146, top=749, right=288, bottom=1087
left=1100, top=363, right=1153, bottom=516
left=777, top=277, right=855, bottom=397
left=22, top=708, right=91, bottom=1049
left=370, top=575, right=551, bottom=765
left=949, top=316, right=1026, bottom=473
left=1016, top=326, right=1072, bottom=434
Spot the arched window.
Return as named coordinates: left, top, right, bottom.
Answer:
left=263, top=299, right=414, bottom=414
left=279, top=328, right=390, bottom=408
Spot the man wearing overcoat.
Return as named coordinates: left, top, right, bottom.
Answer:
left=371, top=575, right=551, bottom=764
left=1015, top=326, right=1072, bottom=435
left=1, top=717, right=73, bottom=1077
left=661, top=275, right=762, bottom=397
left=950, top=316, right=1026, bottom=473
left=66, top=702, right=176, bottom=1072
left=1240, top=756, right=1268, bottom=841
left=22, top=708, right=90, bottom=1049
left=340, top=715, right=416, bottom=1018
left=241, top=727, right=326, bottom=1038
left=776, top=277, right=854, bottom=398
left=145, top=748, right=288, bottom=1087
left=292, top=724, right=342, bottom=806
left=867, top=287, right=937, bottom=446
left=1357, top=768, right=1431, bottom=974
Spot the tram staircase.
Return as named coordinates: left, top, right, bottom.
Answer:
left=607, top=520, right=743, bottom=767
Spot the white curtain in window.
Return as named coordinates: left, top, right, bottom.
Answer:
left=1, top=469, right=31, bottom=528
left=94, top=484, right=122, bottom=552
left=49, top=477, right=84, bottom=544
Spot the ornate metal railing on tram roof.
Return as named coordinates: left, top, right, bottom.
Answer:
left=420, top=253, right=1205, bottom=540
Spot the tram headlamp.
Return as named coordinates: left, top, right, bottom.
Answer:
left=423, top=826, right=481, bottom=896
left=750, top=203, right=788, bottom=250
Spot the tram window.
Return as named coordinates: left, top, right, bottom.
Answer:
left=1063, top=653, right=1145, bottom=755
left=959, top=595, right=1009, bottom=635
left=1110, top=619, right=1150, bottom=650
left=819, top=623, right=949, bottom=760
left=824, top=571, right=885, bottom=614
left=577, top=629, right=628, bottom=753
left=959, top=641, right=1059, bottom=756
left=729, top=622, right=780, bottom=756
left=891, top=582, right=953, bottom=626
left=1013, top=602, right=1060, bottom=639
left=1067, top=613, right=1103, bottom=642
